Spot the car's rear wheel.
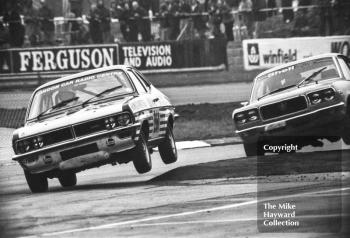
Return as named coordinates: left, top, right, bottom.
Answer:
left=132, top=131, right=152, bottom=174
left=58, top=172, right=77, bottom=187
left=24, top=170, right=48, bottom=193
left=158, top=126, right=177, bottom=164
left=243, top=142, right=264, bottom=156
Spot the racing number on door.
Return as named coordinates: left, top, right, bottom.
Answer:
left=153, top=110, right=160, bottom=133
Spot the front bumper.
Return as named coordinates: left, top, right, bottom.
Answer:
left=236, top=102, right=346, bottom=143
left=13, top=124, right=139, bottom=174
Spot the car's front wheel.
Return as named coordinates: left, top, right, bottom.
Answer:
left=132, top=131, right=152, bottom=174
left=158, top=127, right=177, bottom=164
left=58, top=172, right=77, bottom=187
left=243, top=142, right=264, bottom=156
left=24, top=170, right=48, bottom=193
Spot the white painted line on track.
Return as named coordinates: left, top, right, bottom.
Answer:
left=32, top=187, right=350, bottom=237
left=131, top=213, right=350, bottom=227
left=154, top=140, right=211, bottom=151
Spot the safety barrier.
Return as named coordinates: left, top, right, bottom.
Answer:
left=0, top=108, right=26, bottom=128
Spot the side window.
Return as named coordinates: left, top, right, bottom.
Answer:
left=128, top=70, right=147, bottom=94
left=133, top=72, right=149, bottom=91
left=134, top=70, right=151, bottom=88
left=338, top=57, right=350, bottom=79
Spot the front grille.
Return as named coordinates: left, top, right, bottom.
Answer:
left=260, top=96, right=307, bottom=120
left=16, top=127, right=74, bottom=154
left=43, top=127, right=74, bottom=146
left=60, top=143, right=98, bottom=161
left=73, top=119, right=106, bottom=137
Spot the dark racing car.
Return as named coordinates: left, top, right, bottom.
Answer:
left=232, top=53, right=350, bottom=156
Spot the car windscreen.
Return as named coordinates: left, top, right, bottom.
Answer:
left=251, top=57, right=340, bottom=102
left=27, top=70, right=134, bottom=120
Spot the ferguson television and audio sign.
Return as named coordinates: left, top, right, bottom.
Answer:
left=243, top=35, right=350, bottom=70
left=0, top=39, right=226, bottom=80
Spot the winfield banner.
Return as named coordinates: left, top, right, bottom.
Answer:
left=0, top=44, right=119, bottom=75
left=243, top=35, right=350, bottom=71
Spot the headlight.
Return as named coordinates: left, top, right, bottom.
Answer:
left=323, top=89, right=335, bottom=101
left=17, top=140, right=31, bottom=154
left=116, top=114, right=131, bottom=126
left=247, top=110, right=259, bottom=121
left=235, top=113, right=247, bottom=124
left=308, top=88, right=336, bottom=105
left=104, top=117, right=116, bottom=130
left=234, top=109, right=260, bottom=124
left=309, top=92, right=322, bottom=104
left=32, top=136, right=44, bottom=149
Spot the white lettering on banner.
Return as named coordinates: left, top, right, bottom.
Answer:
left=32, top=51, right=43, bottom=71
left=243, top=36, right=350, bottom=71
left=81, top=49, right=90, bottom=69
left=69, top=49, right=80, bottom=69
left=146, top=56, right=172, bottom=67
left=43, top=51, right=56, bottom=70
left=91, top=49, right=103, bottom=68
left=20, top=51, right=31, bottom=71
left=18, top=47, right=116, bottom=72
left=56, top=50, right=68, bottom=69
left=123, top=45, right=172, bottom=68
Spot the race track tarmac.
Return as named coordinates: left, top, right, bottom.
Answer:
left=1, top=142, right=349, bottom=238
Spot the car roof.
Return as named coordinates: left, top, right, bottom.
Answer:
left=35, top=65, right=133, bottom=91
left=254, top=53, right=343, bottom=79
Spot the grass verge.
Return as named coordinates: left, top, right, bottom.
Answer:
left=173, top=102, right=241, bottom=141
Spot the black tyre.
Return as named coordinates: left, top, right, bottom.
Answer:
left=58, top=172, right=77, bottom=187
left=132, top=131, right=152, bottom=174
left=342, top=134, right=350, bottom=145
left=342, top=117, right=350, bottom=145
left=243, top=142, right=265, bottom=156
left=24, top=170, right=48, bottom=193
left=159, top=127, right=177, bottom=164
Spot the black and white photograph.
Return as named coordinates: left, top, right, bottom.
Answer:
left=0, top=0, right=350, bottom=237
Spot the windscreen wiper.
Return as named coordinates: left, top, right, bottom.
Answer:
left=297, top=66, right=327, bottom=87
left=81, top=85, right=123, bottom=108
left=258, top=85, right=297, bottom=101
left=36, top=96, right=79, bottom=120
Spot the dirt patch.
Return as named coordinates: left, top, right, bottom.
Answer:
left=151, top=149, right=350, bottom=182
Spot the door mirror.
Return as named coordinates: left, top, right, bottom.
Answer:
left=240, top=101, right=249, bottom=107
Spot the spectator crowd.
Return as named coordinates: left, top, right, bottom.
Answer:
left=0, top=0, right=349, bottom=48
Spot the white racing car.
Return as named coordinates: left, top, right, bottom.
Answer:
left=12, top=66, right=178, bottom=193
